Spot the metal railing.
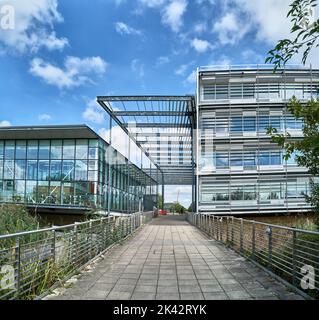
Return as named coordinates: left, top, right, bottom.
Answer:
left=188, top=213, right=319, bottom=299
left=0, top=212, right=152, bottom=300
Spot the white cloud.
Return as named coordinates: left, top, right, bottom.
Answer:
left=185, top=70, right=196, bottom=83
left=175, top=61, right=193, bottom=75
left=161, top=0, right=188, bottom=32
left=194, top=22, right=207, bottom=34
left=131, top=59, right=145, bottom=78
left=191, top=38, right=212, bottom=53
left=82, top=99, right=105, bottom=124
left=0, top=120, right=12, bottom=127
left=38, top=113, right=51, bottom=121
left=0, top=0, right=68, bottom=53
left=138, top=0, right=166, bottom=8
left=29, top=56, right=108, bottom=89
left=156, top=56, right=170, bottom=66
left=213, top=12, right=250, bottom=45
left=115, top=22, right=142, bottom=36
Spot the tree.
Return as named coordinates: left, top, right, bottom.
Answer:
left=170, top=202, right=186, bottom=214
left=157, top=194, right=163, bottom=210
left=267, top=97, right=319, bottom=227
left=266, top=0, right=319, bottom=69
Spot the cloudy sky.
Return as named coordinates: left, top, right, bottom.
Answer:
left=0, top=0, right=318, bottom=207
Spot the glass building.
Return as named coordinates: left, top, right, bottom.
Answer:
left=0, top=125, right=159, bottom=213
left=196, top=65, right=319, bottom=214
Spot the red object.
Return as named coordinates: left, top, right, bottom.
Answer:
left=158, top=209, right=167, bottom=215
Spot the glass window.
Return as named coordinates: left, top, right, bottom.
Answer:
left=3, top=180, right=14, bottom=201
left=244, top=153, right=256, bottom=167
left=244, top=185, right=256, bottom=200
left=50, top=160, right=62, bottom=180
left=243, top=117, right=256, bottom=132
left=76, top=139, right=88, bottom=159
left=4, top=160, right=14, bottom=179
left=89, top=139, right=98, bottom=147
left=287, top=181, right=297, bottom=198
left=75, top=160, right=88, bottom=181
left=259, top=152, right=270, bottom=165
left=230, top=153, right=242, bottom=167
left=61, top=182, right=74, bottom=205
left=270, top=152, right=281, bottom=165
left=88, top=171, right=98, bottom=181
left=216, top=153, right=229, bottom=168
left=269, top=116, right=281, bottom=131
left=258, top=116, right=269, bottom=132
left=89, top=147, right=98, bottom=159
left=231, top=187, right=243, bottom=200
left=14, top=180, right=25, bottom=202
left=37, top=181, right=49, bottom=203
left=39, top=140, right=50, bottom=159
left=48, top=182, right=61, bottom=204
left=38, top=160, right=50, bottom=180
left=50, top=140, right=62, bottom=159
left=15, top=141, right=26, bottom=159
left=4, top=141, right=15, bottom=159
left=231, top=117, right=242, bottom=132
left=27, top=160, right=38, bottom=180
left=62, top=160, right=74, bottom=181
left=27, top=140, right=38, bottom=159
left=15, top=160, right=26, bottom=179
left=0, top=141, right=4, bottom=159
left=63, top=140, right=75, bottom=159
left=26, top=181, right=37, bottom=203
left=0, top=160, right=3, bottom=179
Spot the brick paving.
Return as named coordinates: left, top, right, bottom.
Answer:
left=49, top=215, right=304, bottom=300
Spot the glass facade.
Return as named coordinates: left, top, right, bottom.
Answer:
left=0, top=137, right=157, bottom=212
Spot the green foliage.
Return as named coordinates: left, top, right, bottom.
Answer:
left=267, top=97, right=319, bottom=227
left=169, top=202, right=186, bottom=214
left=266, top=0, right=319, bottom=68
left=157, top=194, right=163, bottom=210
left=0, top=204, right=40, bottom=236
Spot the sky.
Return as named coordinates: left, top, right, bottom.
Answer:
left=0, top=0, right=318, bottom=207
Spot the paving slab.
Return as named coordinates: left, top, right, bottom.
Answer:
left=51, top=215, right=305, bottom=301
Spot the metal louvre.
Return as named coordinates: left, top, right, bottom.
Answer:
left=97, top=96, right=196, bottom=186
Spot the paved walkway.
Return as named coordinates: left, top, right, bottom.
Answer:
left=49, top=215, right=304, bottom=300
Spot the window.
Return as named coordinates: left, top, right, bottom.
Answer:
left=0, top=141, right=4, bottom=159
left=4, top=160, right=14, bottom=179
left=230, top=153, right=242, bottom=167
left=50, top=140, right=62, bottom=159
left=243, top=117, right=256, bottom=132
left=15, top=141, right=26, bottom=159
left=258, top=116, right=269, bottom=132
left=38, top=160, right=50, bottom=180
left=27, top=141, right=38, bottom=159
left=231, top=187, right=243, bottom=200
left=39, top=140, right=50, bottom=159
left=270, top=152, right=281, bottom=165
left=62, top=160, right=74, bottom=181
left=49, top=182, right=61, bottom=204
left=4, top=141, right=15, bottom=159
left=231, top=117, right=242, bottom=132
left=50, top=160, right=62, bottom=180
left=15, top=160, right=26, bottom=179
left=259, top=152, right=270, bottom=165
left=216, top=153, right=229, bottom=168
left=27, top=160, right=38, bottom=180
left=76, top=140, right=88, bottom=159
left=269, top=116, right=281, bottom=131
left=75, top=160, right=87, bottom=181
left=244, top=153, right=256, bottom=167
left=244, top=185, right=256, bottom=200
left=26, top=181, right=37, bottom=203
left=63, top=140, right=75, bottom=159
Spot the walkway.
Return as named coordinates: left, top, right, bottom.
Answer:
left=48, top=215, right=304, bottom=300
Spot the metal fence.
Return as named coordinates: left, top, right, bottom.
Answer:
left=0, top=212, right=153, bottom=300
left=188, top=213, right=319, bottom=299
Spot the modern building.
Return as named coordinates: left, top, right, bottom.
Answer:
left=0, top=125, right=159, bottom=214
left=196, top=65, right=319, bottom=214
left=0, top=65, right=318, bottom=215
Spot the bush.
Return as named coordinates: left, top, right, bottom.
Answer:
left=0, top=204, right=40, bottom=235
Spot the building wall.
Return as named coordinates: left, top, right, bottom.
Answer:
left=197, top=66, right=319, bottom=214
left=0, top=137, right=157, bottom=212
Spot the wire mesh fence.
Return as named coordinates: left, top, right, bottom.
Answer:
left=188, top=213, right=319, bottom=299
left=0, top=212, right=152, bottom=300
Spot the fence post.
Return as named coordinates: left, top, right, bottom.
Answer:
left=220, top=218, right=223, bottom=242
left=51, top=229, right=56, bottom=263
left=226, top=217, right=229, bottom=243
left=252, top=222, right=256, bottom=260
left=240, top=218, right=244, bottom=253
left=292, top=229, right=297, bottom=286
left=73, top=223, right=78, bottom=264
left=15, top=237, right=21, bottom=299
left=89, top=220, right=93, bottom=258
left=267, top=226, right=273, bottom=269
left=231, top=216, right=234, bottom=245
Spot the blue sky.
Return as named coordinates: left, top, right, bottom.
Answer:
left=0, top=0, right=318, bottom=206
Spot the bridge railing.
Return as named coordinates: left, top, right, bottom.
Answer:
left=0, top=212, right=149, bottom=300
left=187, top=213, right=319, bottom=299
